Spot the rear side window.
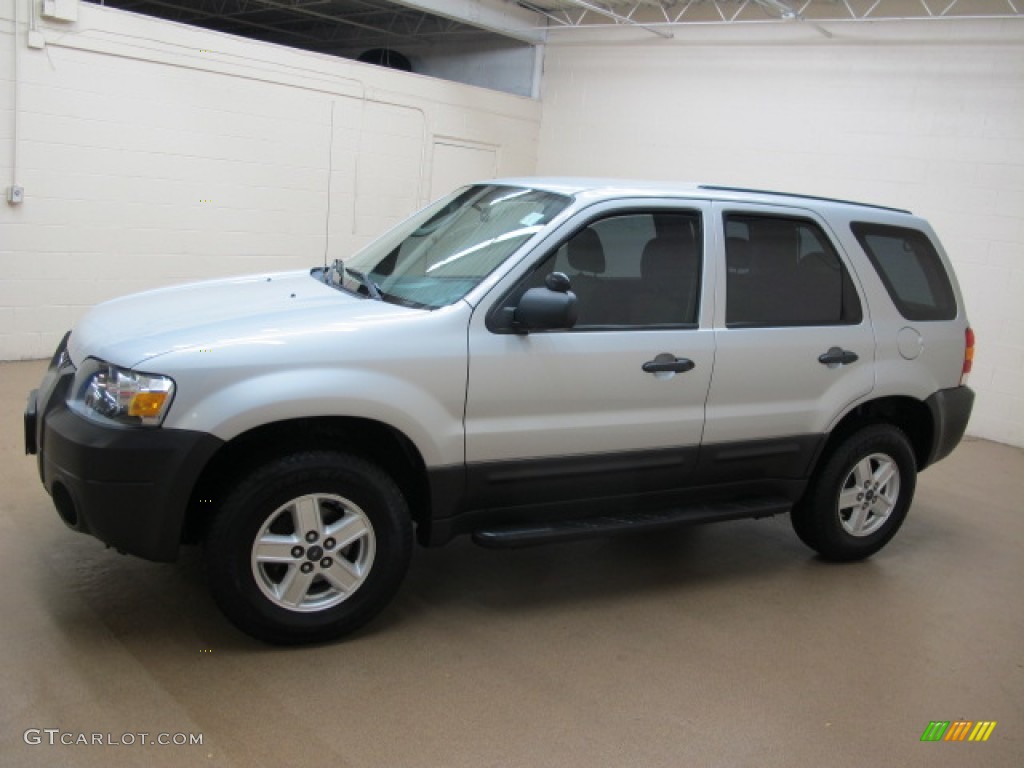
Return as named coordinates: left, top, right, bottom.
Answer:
left=725, top=214, right=862, bottom=328
left=851, top=222, right=957, bottom=321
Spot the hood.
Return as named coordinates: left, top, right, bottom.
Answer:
left=68, top=270, right=415, bottom=367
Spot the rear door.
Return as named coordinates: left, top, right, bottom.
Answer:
left=703, top=203, right=875, bottom=454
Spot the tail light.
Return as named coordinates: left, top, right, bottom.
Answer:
left=961, top=327, right=975, bottom=385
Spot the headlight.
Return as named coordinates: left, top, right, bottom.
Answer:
left=69, top=359, right=175, bottom=427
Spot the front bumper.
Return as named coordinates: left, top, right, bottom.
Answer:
left=26, top=345, right=223, bottom=562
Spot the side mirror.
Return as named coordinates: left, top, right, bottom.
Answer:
left=513, top=272, right=577, bottom=333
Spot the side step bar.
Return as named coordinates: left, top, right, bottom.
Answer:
left=472, top=497, right=792, bottom=549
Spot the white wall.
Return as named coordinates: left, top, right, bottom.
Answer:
left=0, top=2, right=541, bottom=360
left=537, top=19, right=1024, bottom=447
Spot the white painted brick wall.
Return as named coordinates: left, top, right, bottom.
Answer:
left=0, top=3, right=541, bottom=360
left=537, top=20, right=1024, bottom=447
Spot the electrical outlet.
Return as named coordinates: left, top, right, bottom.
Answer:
left=7, top=186, right=25, bottom=205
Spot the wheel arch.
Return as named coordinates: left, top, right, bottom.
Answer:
left=824, top=396, right=934, bottom=471
left=182, top=417, right=432, bottom=547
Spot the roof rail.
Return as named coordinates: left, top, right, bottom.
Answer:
left=698, top=185, right=911, bottom=215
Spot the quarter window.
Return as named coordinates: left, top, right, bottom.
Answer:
left=851, top=222, right=957, bottom=321
left=725, top=214, right=862, bottom=327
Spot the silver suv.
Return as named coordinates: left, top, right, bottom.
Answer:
left=25, top=180, right=975, bottom=644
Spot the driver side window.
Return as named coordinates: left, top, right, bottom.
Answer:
left=525, top=211, right=702, bottom=329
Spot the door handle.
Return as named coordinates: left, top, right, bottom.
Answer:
left=818, top=347, right=859, bottom=367
left=642, top=356, right=695, bottom=374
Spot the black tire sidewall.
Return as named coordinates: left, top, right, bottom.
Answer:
left=205, top=451, right=412, bottom=644
left=794, top=425, right=917, bottom=562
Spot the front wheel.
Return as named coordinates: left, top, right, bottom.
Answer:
left=792, top=425, right=917, bottom=562
left=204, top=451, right=412, bottom=644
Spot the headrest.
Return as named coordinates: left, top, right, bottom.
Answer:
left=641, top=236, right=697, bottom=281
left=567, top=228, right=606, bottom=275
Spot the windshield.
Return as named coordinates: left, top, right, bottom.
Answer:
left=337, top=185, right=571, bottom=309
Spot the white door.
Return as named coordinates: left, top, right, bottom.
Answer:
left=430, top=142, right=497, bottom=199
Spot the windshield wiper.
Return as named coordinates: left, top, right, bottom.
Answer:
left=344, top=267, right=382, bottom=301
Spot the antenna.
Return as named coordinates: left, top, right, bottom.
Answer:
left=324, top=100, right=335, bottom=270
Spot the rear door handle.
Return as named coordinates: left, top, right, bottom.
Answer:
left=818, top=347, right=859, bottom=367
left=642, top=356, right=695, bottom=374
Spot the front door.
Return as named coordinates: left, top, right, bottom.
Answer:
left=464, top=201, right=716, bottom=516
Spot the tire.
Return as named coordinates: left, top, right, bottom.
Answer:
left=204, top=451, right=412, bottom=645
left=791, top=424, right=916, bottom=562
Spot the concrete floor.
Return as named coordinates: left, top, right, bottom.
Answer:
left=0, top=359, right=1021, bottom=767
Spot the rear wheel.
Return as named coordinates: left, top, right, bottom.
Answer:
left=205, top=451, right=412, bottom=644
left=792, top=424, right=916, bottom=561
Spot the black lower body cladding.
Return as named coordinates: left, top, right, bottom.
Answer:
left=924, top=386, right=975, bottom=468
left=29, top=383, right=223, bottom=562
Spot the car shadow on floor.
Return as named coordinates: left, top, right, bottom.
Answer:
left=34, top=510, right=900, bottom=649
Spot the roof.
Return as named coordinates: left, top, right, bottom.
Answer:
left=489, top=177, right=911, bottom=215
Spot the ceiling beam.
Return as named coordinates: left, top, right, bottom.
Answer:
left=562, top=0, right=674, bottom=37
left=248, top=0, right=423, bottom=39
left=385, top=0, right=547, bottom=44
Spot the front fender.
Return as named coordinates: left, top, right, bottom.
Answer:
left=164, top=365, right=466, bottom=468
left=153, top=305, right=472, bottom=468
